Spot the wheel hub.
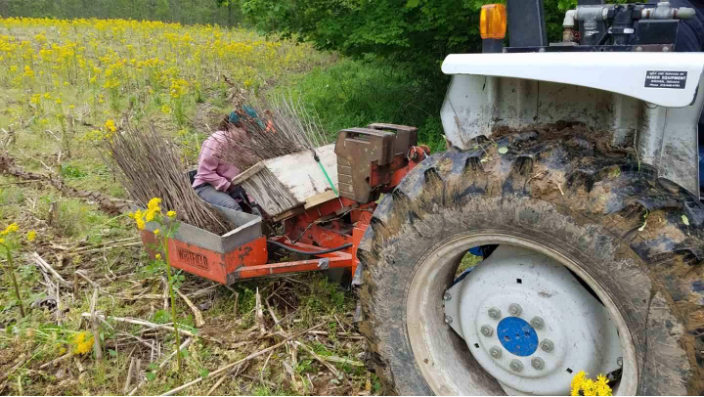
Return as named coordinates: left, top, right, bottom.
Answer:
left=497, top=317, right=538, bottom=357
left=444, top=245, right=623, bottom=395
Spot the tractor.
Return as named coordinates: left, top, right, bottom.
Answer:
left=355, top=0, right=704, bottom=395
left=140, top=0, right=704, bottom=394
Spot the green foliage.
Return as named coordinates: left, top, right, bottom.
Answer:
left=241, top=0, right=494, bottom=74
left=242, top=0, right=642, bottom=75
left=300, top=274, right=350, bottom=314
left=285, top=58, right=446, bottom=150
left=240, top=0, right=589, bottom=74
left=59, top=164, right=88, bottom=179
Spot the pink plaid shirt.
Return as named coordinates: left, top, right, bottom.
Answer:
left=192, top=130, right=241, bottom=191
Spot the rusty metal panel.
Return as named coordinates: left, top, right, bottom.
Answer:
left=367, top=123, right=419, bottom=157
left=335, top=128, right=395, bottom=202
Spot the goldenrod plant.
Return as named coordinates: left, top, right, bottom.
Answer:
left=570, top=371, right=613, bottom=396
left=0, top=17, right=324, bottom=155
left=128, top=198, right=184, bottom=375
left=0, top=222, right=37, bottom=318
left=70, top=331, right=95, bottom=356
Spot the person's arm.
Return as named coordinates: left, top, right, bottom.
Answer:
left=197, top=146, right=231, bottom=192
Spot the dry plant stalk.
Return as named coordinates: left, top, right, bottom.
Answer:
left=219, top=95, right=329, bottom=171
left=103, top=123, right=232, bottom=235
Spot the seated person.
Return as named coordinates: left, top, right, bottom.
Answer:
left=192, top=112, right=250, bottom=211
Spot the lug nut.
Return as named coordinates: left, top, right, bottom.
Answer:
left=444, top=316, right=453, bottom=324
left=540, top=339, right=554, bottom=352
left=488, top=307, right=501, bottom=319
left=510, top=360, right=523, bottom=372
left=508, top=304, right=522, bottom=316
left=489, top=346, right=502, bottom=359
left=531, top=357, right=545, bottom=370
left=530, top=316, right=544, bottom=330
left=443, top=292, right=452, bottom=301
left=617, top=357, right=623, bottom=367
left=480, top=325, right=493, bottom=337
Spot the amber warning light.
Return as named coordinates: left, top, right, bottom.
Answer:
left=480, top=4, right=507, bottom=40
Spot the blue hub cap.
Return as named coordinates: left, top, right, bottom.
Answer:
left=497, top=317, right=539, bottom=357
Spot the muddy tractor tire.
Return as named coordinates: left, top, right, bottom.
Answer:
left=357, top=126, right=704, bottom=395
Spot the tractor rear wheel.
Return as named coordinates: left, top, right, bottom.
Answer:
left=358, top=127, right=704, bottom=395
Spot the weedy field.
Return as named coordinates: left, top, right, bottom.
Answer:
left=0, top=17, right=379, bottom=396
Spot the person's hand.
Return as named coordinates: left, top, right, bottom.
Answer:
left=227, top=184, right=244, bottom=196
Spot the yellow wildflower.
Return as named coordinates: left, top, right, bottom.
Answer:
left=23, top=66, right=34, bottom=78
left=595, top=375, right=612, bottom=396
left=571, top=371, right=586, bottom=391
left=153, top=229, right=160, bottom=236
left=147, top=197, right=162, bottom=212
left=1, top=223, right=19, bottom=236
left=582, top=379, right=596, bottom=396
left=570, top=371, right=612, bottom=396
left=27, top=230, right=37, bottom=242
left=155, top=253, right=162, bottom=260
left=0, top=238, right=5, bottom=245
left=71, top=331, right=94, bottom=355
left=105, top=119, right=117, bottom=132
left=167, top=210, right=176, bottom=219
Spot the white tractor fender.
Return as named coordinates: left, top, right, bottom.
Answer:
left=442, top=52, right=704, bottom=108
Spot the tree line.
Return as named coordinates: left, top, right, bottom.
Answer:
left=0, top=0, right=243, bottom=27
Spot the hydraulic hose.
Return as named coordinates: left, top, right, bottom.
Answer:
left=266, top=240, right=352, bottom=255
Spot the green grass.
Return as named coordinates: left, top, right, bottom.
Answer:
left=456, top=253, right=482, bottom=276
left=280, top=58, right=448, bottom=152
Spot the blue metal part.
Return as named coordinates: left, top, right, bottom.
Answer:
left=497, top=317, right=539, bottom=357
left=468, top=246, right=483, bottom=257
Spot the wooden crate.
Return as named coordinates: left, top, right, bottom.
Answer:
left=231, top=144, right=339, bottom=217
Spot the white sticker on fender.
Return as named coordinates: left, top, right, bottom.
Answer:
left=645, top=70, right=687, bottom=89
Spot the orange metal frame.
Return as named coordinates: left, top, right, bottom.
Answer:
left=139, top=146, right=428, bottom=285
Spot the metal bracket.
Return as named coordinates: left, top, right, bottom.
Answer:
left=317, top=258, right=330, bottom=270
left=507, top=0, right=548, bottom=47
left=226, top=265, right=244, bottom=285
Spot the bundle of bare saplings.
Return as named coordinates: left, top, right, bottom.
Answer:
left=103, top=123, right=234, bottom=235
left=218, top=95, right=329, bottom=171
